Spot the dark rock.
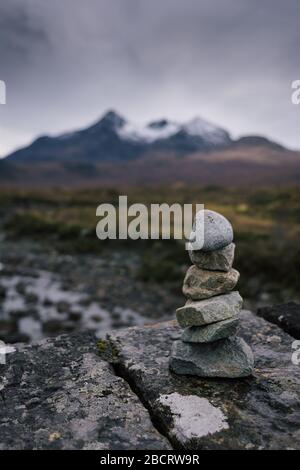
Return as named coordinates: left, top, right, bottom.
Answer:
left=15, top=281, right=27, bottom=296
left=170, top=336, right=254, bottom=378
left=0, top=284, right=6, bottom=301
left=43, top=297, right=54, bottom=307
left=8, top=309, right=30, bottom=319
left=0, top=332, right=170, bottom=450
left=107, top=311, right=300, bottom=449
left=42, top=319, right=66, bottom=334
left=183, top=265, right=240, bottom=300
left=257, top=302, right=300, bottom=339
left=68, top=311, right=82, bottom=322
left=56, top=301, right=71, bottom=314
left=0, top=319, right=18, bottom=342
left=24, top=292, right=39, bottom=305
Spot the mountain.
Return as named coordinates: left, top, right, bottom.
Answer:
left=6, top=110, right=233, bottom=163
left=234, top=135, right=284, bottom=150
left=2, top=110, right=300, bottom=187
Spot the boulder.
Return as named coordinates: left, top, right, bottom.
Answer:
left=189, top=243, right=235, bottom=272
left=176, top=291, right=243, bottom=327
left=181, top=317, right=238, bottom=343
left=183, top=265, right=239, bottom=300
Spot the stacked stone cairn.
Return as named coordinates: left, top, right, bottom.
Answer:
left=169, top=210, right=254, bottom=378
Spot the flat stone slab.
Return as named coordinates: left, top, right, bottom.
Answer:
left=170, top=336, right=254, bottom=378
left=176, top=291, right=243, bottom=327
left=189, top=243, right=235, bottom=272
left=0, top=332, right=170, bottom=450
left=107, top=311, right=300, bottom=450
left=183, top=265, right=240, bottom=300
left=181, top=317, right=239, bottom=343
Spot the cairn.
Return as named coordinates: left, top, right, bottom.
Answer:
left=169, top=210, right=254, bottom=378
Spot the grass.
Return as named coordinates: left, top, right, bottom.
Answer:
left=1, top=185, right=299, bottom=302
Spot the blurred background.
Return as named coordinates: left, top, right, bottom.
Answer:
left=0, top=0, right=299, bottom=343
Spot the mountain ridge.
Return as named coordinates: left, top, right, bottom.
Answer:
left=5, top=110, right=283, bottom=163
left=1, top=110, right=299, bottom=187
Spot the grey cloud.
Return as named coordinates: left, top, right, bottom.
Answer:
left=0, top=0, right=300, bottom=155
left=0, top=1, right=49, bottom=76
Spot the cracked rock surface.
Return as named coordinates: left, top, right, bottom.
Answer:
left=1, top=310, right=300, bottom=450
left=107, top=311, right=300, bottom=450
left=0, top=332, right=170, bottom=450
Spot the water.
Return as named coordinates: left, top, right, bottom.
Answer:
left=0, top=268, right=151, bottom=343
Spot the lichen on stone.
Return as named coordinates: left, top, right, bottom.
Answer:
left=97, top=339, right=120, bottom=362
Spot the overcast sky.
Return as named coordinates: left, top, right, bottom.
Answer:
left=0, top=0, right=299, bottom=156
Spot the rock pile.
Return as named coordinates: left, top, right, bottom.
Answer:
left=169, top=210, right=254, bottom=378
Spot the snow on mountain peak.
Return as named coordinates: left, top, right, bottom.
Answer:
left=117, top=114, right=230, bottom=145
left=118, top=119, right=180, bottom=143
left=183, top=117, right=231, bottom=144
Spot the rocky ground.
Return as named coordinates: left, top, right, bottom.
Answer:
left=0, top=236, right=182, bottom=344
left=1, top=310, right=300, bottom=450
left=0, top=233, right=289, bottom=346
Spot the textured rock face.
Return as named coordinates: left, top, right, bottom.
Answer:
left=176, top=291, right=243, bottom=327
left=183, top=265, right=240, bottom=300
left=0, top=332, right=170, bottom=450
left=189, top=210, right=233, bottom=252
left=170, top=337, right=254, bottom=378
left=181, top=317, right=238, bottom=343
left=257, top=302, right=300, bottom=339
left=106, top=311, right=300, bottom=450
left=189, top=243, right=235, bottom=272
left=1, top=310, right=300, bottom=450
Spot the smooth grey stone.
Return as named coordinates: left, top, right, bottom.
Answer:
left=188, top=210, right=233, bottom=252
left=181, top=317, right=239, bottom=343
left=176, top=291, right=243, bottom=327
left=189, top=243, right=235, bottom=272
left=183, top=265, right=240, bottom=300
left=169, top=337, right=254, bottom=378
